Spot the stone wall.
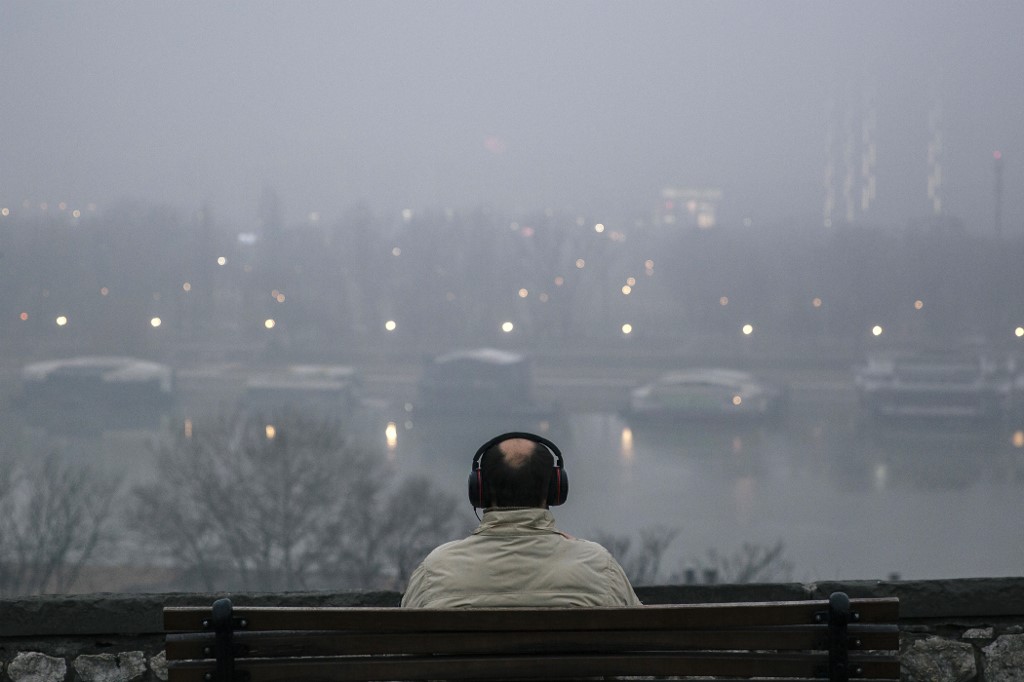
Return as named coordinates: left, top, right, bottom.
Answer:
left=0, top=578, right=1021, bottom=681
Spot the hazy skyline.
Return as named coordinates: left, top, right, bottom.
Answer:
left=3, top=1, right=1023, bottom=230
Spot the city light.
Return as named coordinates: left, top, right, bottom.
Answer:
left=264, top=319, right=276, bottom=329
left=182, top=282, right=191, bottom=292
left=1013, top=431, right=1024, bottom=449
left=732, top=395, right=742, bottom=406
left=501, top=321, right=514, bottom=333
left=1016, top=327, right=1024, bottom=338
left=626, top=277, right=636, bottom=286
left=812, top=298, right=822, bottom=308
left=518, top=288, right=529, bottom=298
left=385, top=320, right=397, bottom=331
left=575, top=259, right=586, bottom=269
left=19, top=312, right=28, bottom=321
left=621, top=285, right=632, bottom=295
left=385, top=421, right=398, bottom=450
left=914, top=300, right=924, bottom=310
left=55, top=316, right=68, bottom=327
left=742, top=324, right=753, bottom=335
left=0, top=208, right=8, bottom=216
left=392, top=247, right=401, bottom=256
left=872, top=325, right=884, bottom=336
left=720, top=296, right=729, bottom=306
left=594, top=223, right=605, bottom=233
left=150, top=317, right=162, bottom=328
left=554, top=276, right=565, bottom=286
left=217, top=256, right=227, bottom=266
left=100, top=287, right=109, bottom=296
left=622, top=323, right=633, bottom=335
left=265, top=425, right=276, bottom=440
left=72, top=209, right=81, bottom=218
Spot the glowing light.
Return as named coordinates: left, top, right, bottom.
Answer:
left=622, top=285, right=632, bottom=295
left=626, top=277, right=636, bottom=286
left=575, top=259, right=585, bottom=269
left=1015, top=327, right=1024, bottom=338
left=501, top=321, right=514, bottom=333
left=182, top=282, right=191, bottom=292
left=100, top=287, right=109, bottom=296
left=19, top=312, right=28, bottom=321
left=732, top=395, right=742, bottom=406
left=264, top=318, right=276, bottom=329
left=812, top=297, right=823, bottom=308
left=216, top=256, right=227, bottom=266
left=620, top=427, right=634, bottom=460
left=621, top=323, right=633, bottom=335
left=914, top=300, right=924, bottom=310
left=72, top=209, right=81, bottom=218
left=392, top=247, right=401, bottom=256
left=184, top=419, right=193, bottom=439
left=55, top=315, right=68, bottom=326
left=384, top=319, right=397, bottom=331
left=385, top=422, right=398, bottom=450
left=265, top=425, right=276, bottom=440
left=720, top=296, right=729, bottom=306
left=0, top=208, right=8, bottom=216
left=742, top=324, right=753, bottom=335
left=594, top=223, right=605, bottom=233
left=150, top=317, right=162, bottom=328
left=518, top=288, right=529, bottom=298
left=1012, top=431, right=1024, bottom=448
left=872, top=325, right=884, bottom=336
left=276, top=293, right=286, bottom=303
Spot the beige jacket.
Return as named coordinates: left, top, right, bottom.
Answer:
left=401, top=508, right=642, bottom=608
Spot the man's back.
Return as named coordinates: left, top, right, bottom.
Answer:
left=401, top=508, right=641, bottom=608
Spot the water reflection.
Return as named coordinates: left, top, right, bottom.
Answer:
left=374, top=396, right=1024, bottom=580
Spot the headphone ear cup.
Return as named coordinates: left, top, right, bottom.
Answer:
left=547, top=467, right=569, bottom=506
left=468, top=469, right=482, bottom=508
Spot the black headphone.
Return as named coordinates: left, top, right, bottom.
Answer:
left=468, top=432, right=568, bottom=509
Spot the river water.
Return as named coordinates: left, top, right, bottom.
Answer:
left=385, top=382, right=1024, bottom=582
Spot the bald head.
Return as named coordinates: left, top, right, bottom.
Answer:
left=498, top=438, right=538, bottom=467
left=479, top=437, right=553, bottom=508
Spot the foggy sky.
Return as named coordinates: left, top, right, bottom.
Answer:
left=2, top=1, right=1023, bottom=230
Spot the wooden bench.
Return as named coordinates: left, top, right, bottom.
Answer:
left=164, top=591, right=899, bottom=681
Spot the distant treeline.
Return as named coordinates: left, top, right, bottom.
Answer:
left=3, top=202, right=1022, bottom=359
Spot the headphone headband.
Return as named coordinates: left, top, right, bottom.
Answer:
left=469, top=432, right=568, bottom=508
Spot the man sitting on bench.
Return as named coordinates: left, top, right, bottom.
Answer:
left=401, top=432, right=641, bottom=608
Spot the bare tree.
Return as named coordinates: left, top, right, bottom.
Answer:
left=132, top=412, right=468, bottom=591
left=594, top=525, right=679, bottom=586
left=0, top=451, right=118, bottom=596
left=377, top=475, right=474, bottom=590
left=681, top=540, right=795, bottom=584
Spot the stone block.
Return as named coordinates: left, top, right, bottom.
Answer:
left=73, top=651, right=147, bottom=682
left=962, top=627, right=995, bottom=640
left=982, top=633, right=1024, bottom=681
left=902, top=637, right=976, bottom=682
left=149, top=650, right=168, bottom=681
left=7, top=652, right=67, bottom=682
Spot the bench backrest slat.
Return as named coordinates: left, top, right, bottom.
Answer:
left=168, top=651, right=900, bottom=682
left=167, top=624, right=898, bottom=660
left=164, top=598, right=899, bottom=632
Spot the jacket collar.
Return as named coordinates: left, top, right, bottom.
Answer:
left=473, top=507, right=556, bottom=535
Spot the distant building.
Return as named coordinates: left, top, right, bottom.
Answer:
left=657, top=187, right=722, bottom=229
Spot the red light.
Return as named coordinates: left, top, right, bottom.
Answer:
left=994, top=150, right=1002, bottom=160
